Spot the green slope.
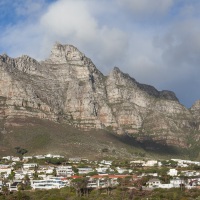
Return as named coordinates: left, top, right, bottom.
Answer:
left=0, top=117, right=193, bottom=160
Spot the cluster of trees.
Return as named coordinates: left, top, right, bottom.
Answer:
left=45, top=157, right=65, bottom=165
left=1, top=187, right=200, bottom=200
left=14, top=147, right=28, bottom=159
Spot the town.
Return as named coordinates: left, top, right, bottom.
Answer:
left=1, top=153, right=200, bottom=198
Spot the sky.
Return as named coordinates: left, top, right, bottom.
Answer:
left=0, top=0, right=200, bottom=108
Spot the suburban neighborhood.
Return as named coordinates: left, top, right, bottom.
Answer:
left=1, top=153, right=200, bottom=196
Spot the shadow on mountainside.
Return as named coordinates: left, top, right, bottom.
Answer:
left=108, top=132, right=184, bottom=157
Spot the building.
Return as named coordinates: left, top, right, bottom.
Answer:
left=23, top=163, right=38, bottom=169
left=56, top=166, right=74, bottom=177
left=78, top=168, right=93, bottom=174
left=146, top=179, right=161, bottom=188
left=168, top=169, right=178, bottom=176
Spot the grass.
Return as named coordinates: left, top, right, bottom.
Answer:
left=0, top=116, right=197, bottom=160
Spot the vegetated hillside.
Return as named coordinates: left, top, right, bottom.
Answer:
left=1, top=42, right=200, bottom=158
left=0, top=117, right=191, bottom=160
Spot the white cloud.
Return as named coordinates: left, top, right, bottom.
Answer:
left=155, top=19, right=200, bottom=68
left=40, top=0, right=97, bottom=41
left=117, top=0, right=175, bottom=16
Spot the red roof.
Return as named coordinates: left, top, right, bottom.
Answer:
left=91, top=175, right=136, bottom=179
left=70, top=175, right=82, bottom=179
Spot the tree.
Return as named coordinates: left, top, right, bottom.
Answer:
left=104, top=176, right=112, bottom=196
left=18, top=148, right=28, bottom=156
left=72, top=166, right=79, bottom=174
left=23, top=174, right=30, bottom=188
left=14, top=147, right=28, bottom=160
left=8, top=170, right=15, bottom=181
left=117, top=177, right=132, bottom=200
left=33, top=169, right=39, bottom=179
left=52, top=168, right=57, bottom=176
left=2, top=185, right=9, bottom=196
left=71, top=177, right=89, bottom=197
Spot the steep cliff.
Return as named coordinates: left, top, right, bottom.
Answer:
left=0, top=43, right=199, bottom=150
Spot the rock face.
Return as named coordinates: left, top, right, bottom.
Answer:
left=0, top=43, right=199, bottom=148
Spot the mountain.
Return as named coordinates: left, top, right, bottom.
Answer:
left=0, top=42, right=200, bottom=158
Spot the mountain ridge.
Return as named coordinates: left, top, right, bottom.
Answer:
left=0, top=42, right=200, bottom=155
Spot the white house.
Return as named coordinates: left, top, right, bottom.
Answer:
left=14, top=170, right=25, bottom=180
left=23, top=156, right=33, bottom=161
left=2, top=156, right=12, bottom=160
left=146, top=178, right=161, bottom=188
left=31, top=178, right=66, bottom=190
left=34, top=155, right=46, bottom=159
left=56, top=166, right=74, bottom=177
left=69, top=158, right=81, bottom=163
left=78, top=167, right=93, bottom=174
left=0, top=167, right=12, bottom=176
left=95, top=167, right=109, bottom=174
left=11, top=157, right=20, bottom=162
left=23, top=163, right=38, bottom=169
left=100, top=160, right=113, bottom=166
left=144, top=160, right=158, bottom=167
left=170, top=178, right=185, bottom=188
left=8, top=180, right=22, bottom=192
left=116, top=167, right=132, bottom=174
left=130, top=160, right=145, bottom=167
left=168, top=169, right=178, bottom=176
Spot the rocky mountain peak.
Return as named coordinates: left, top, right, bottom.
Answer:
left=48, top=42, right=84, bottom=64
left=190, top=100, right=200, bottom=111
left=108, top=66, right=179, bottom=102
left=108, top=66, right=136, bottom=86
left=159, top=90, right=179, bottom=101
left=0, top=54, right=13, bottom=65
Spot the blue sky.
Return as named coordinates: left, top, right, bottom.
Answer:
left=0, top=0, right=200, bottom=108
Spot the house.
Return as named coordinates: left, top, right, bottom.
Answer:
left=0, top=167, right=12, bottom=177
left=52, top=155, right=64, bottom=159
left=69, top=158, right=81, bottom=163
left=182, top=170, right=200, bottom=177
left=100, top=160, right=112, bottom=166
left=0, top=165, right=10, bottom=169
left=188, top=178, right=199, bottom=186
left=34, top=155, right=46, bottom=159
left=8, top=180, right=22, bottom=192
left=89, top=175, right=132, bottom=188
left=11, top=157, right=20, bottom=162
left=23, top=156, right=33, bottom=161
left=2, top=156, right=12, bottom=161
left=56, top=166, right=74, bottom=177
left=45, top=154, right=53, bottom=158
left=142, top=173, right=158, bottom=177
left=23, top=163, right=38, bottom=169
left=144, top=160, right=158, bottom=167
left=14, top=170, right=25, bottom=180
left=31, top=178, right=66, bottom=190
left=95, top=167, right=109, bottom=174
left=0, top=181, right=3, bottom=191
left=130, top=160, right=145, bottom=167
left=77, top=167, right=93, bottom=174
left=168, top=169, right=178, bottom=176
left=116, top=167, right=132, bottom=174
left=170, top=177, right=185, bottom=188
left=146, top=179, right=161, bottom=188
